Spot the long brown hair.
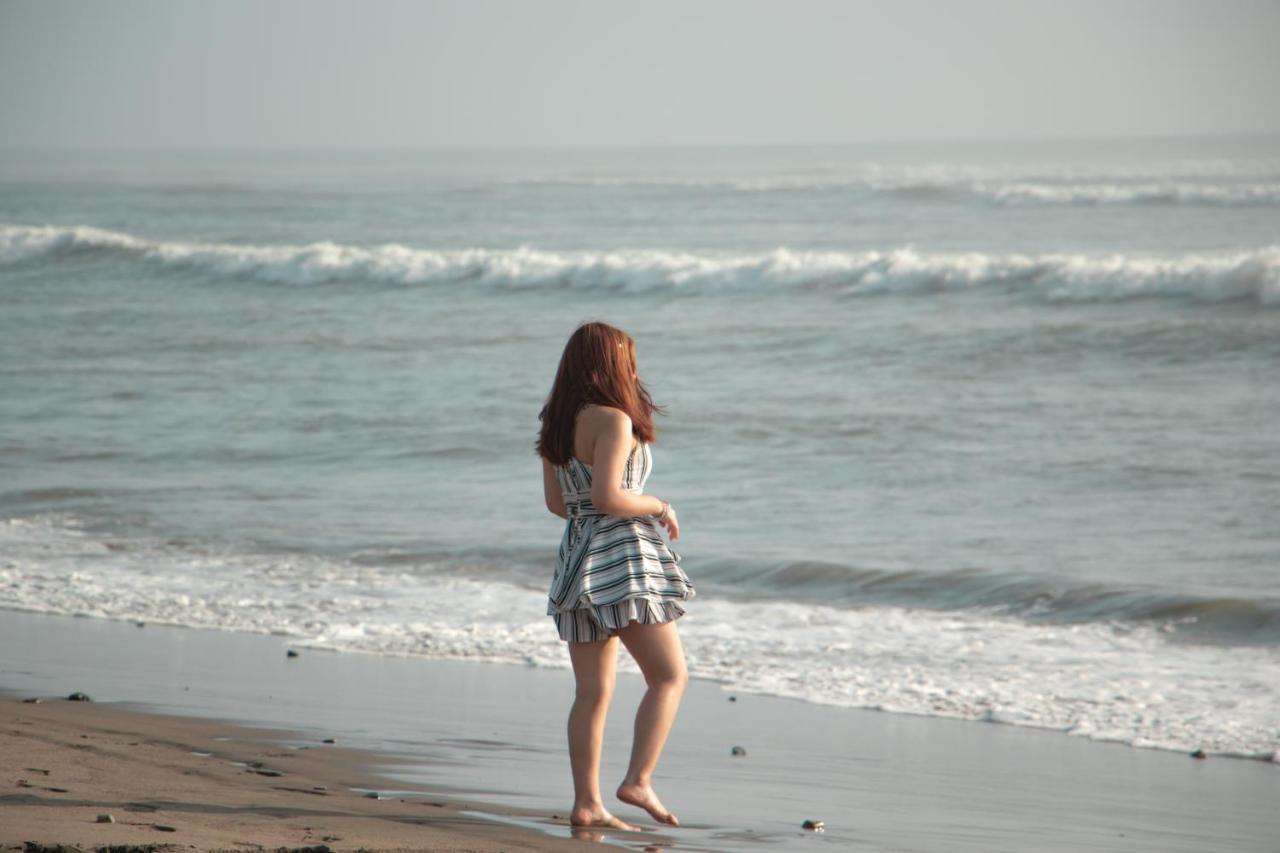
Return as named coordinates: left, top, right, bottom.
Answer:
left=536, top=321, right=665, bottom=465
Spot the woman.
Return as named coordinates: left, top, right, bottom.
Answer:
left=536, top=320, right=696, bottom=831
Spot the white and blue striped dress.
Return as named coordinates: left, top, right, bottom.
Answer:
left=547, top=441, right=695, bottom=642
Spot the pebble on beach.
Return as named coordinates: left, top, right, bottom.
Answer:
left=731, top=745, right=747, bottom=756
left=66, top=691, right=92, bottom=702
left=96, top=813, right=115, bottom=823
left=802, top=819, right=825, bottom=832
left=1190, top=749, right=1207, bottom=759
left=287, top=649, right=300, bottom=658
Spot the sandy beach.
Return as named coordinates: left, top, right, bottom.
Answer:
left=1, top=693, right=580, bottom=852
left=2, top=609, right=1278, bottom=852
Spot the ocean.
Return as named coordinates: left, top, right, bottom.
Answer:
left=2, top=136, right=1277, bottom=761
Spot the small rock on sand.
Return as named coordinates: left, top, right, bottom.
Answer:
left=1190, top=749, right=1207, bottom=759
left=731, top=745, right=747, bottom=756
left=802, top=819, right=825, bottom=832
left=287, top=649, right=300, bottom=658
left=66, top=691, right=92, bottom=702
left=96, top=813, right=115, bottom=823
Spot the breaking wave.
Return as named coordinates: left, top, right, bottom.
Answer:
left=3, top=223, right=1278, bottom=305
left=510, top=174, right=1280, bottom=206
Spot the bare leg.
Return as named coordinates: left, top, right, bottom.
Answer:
left=566, top=636, right=638, bottom=830
left=615, top=620, right=688, bottom=827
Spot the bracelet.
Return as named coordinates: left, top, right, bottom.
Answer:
left=657, top=501, right=670, bottom=522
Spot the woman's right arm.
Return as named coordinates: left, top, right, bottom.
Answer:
left=588, top=409, right=679, bottom=540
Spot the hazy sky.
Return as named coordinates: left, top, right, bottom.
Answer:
left=2, top=0, right=1277, bottom=149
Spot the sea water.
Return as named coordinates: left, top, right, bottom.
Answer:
left=1, top=137, right=1278, bottom=760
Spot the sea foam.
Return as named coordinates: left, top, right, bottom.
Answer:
left=2, top=223, right=1278, bottom=305
left=2, top=513, right=1277, bottom=762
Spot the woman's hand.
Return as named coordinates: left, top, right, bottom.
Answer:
left=657, top=504, right=680, bottom=542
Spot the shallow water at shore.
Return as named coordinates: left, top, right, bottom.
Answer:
left=4, top=610, right=1278, bottom=852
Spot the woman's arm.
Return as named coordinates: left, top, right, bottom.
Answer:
left=542, top=456, right=568, bottom=519
left=588, top=408, right=667, bottom=519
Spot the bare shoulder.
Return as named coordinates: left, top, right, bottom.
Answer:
left=580, top=404, right=632, bottom=431
left=577, top=404, right=634, bottom=453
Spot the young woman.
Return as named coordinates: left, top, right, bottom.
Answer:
left=536, top=320, right=696, bottom=831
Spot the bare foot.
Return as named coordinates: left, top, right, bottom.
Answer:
left=569, top=804, right=641, bottom=831
left=616, top=781, right=680, bottom=826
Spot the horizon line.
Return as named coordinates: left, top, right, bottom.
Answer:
left=2, top=129, right=1278, bottom=155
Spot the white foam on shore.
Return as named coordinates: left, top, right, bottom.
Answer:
left=2, top=513, right=1277, bottom=762
left=3, top=223, right=1279, bottom=305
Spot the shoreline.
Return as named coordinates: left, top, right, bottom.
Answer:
left=3, top=609, right=1278, bottom=851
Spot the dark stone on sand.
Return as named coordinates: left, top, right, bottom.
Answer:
left=802, top=819, right=825, bottom=832
left=66, top=691, right=92, bottom=702
left=135, top=621, right=145, bottom=628
left=23, top=844, right=84, bottom=853
left=728, top=696, right=737, bottom=702
left=97, top=814, right=115, bottom=823
left=253, top=769, right=285, bottom=777
left=1191, top=749, right=1207, bottom=759
left=287, top=649, right=299, bottom=658
left=322, top=738, right=335, bottom=744
left=151, top=824, right=177, bottom=832
left=22, top=697, right=41, bottom=704
left=48, top=786, right=70, bottom=793
left=364, top=791, right=380, bottom=799
left=731, top=745, right=747, bottom=756
left=26, top=767, right=50, bottom=775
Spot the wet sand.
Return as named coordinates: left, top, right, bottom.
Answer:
left=2, top=609, right=1277, bottom=852
left=1, top=693, right=581, bottom=851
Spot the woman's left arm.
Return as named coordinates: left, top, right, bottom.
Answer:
left=542, top=457, right=568, bottom=519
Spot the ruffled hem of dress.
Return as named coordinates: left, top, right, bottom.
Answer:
left=552, top=596, right=688, bottom=642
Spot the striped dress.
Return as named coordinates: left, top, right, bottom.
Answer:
left=547, top=441, right=695, bottom=642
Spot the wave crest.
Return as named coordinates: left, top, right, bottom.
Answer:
left=512, top=174, right=1280, bottom=206
left=3, top=223, right=1278, bottom=305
